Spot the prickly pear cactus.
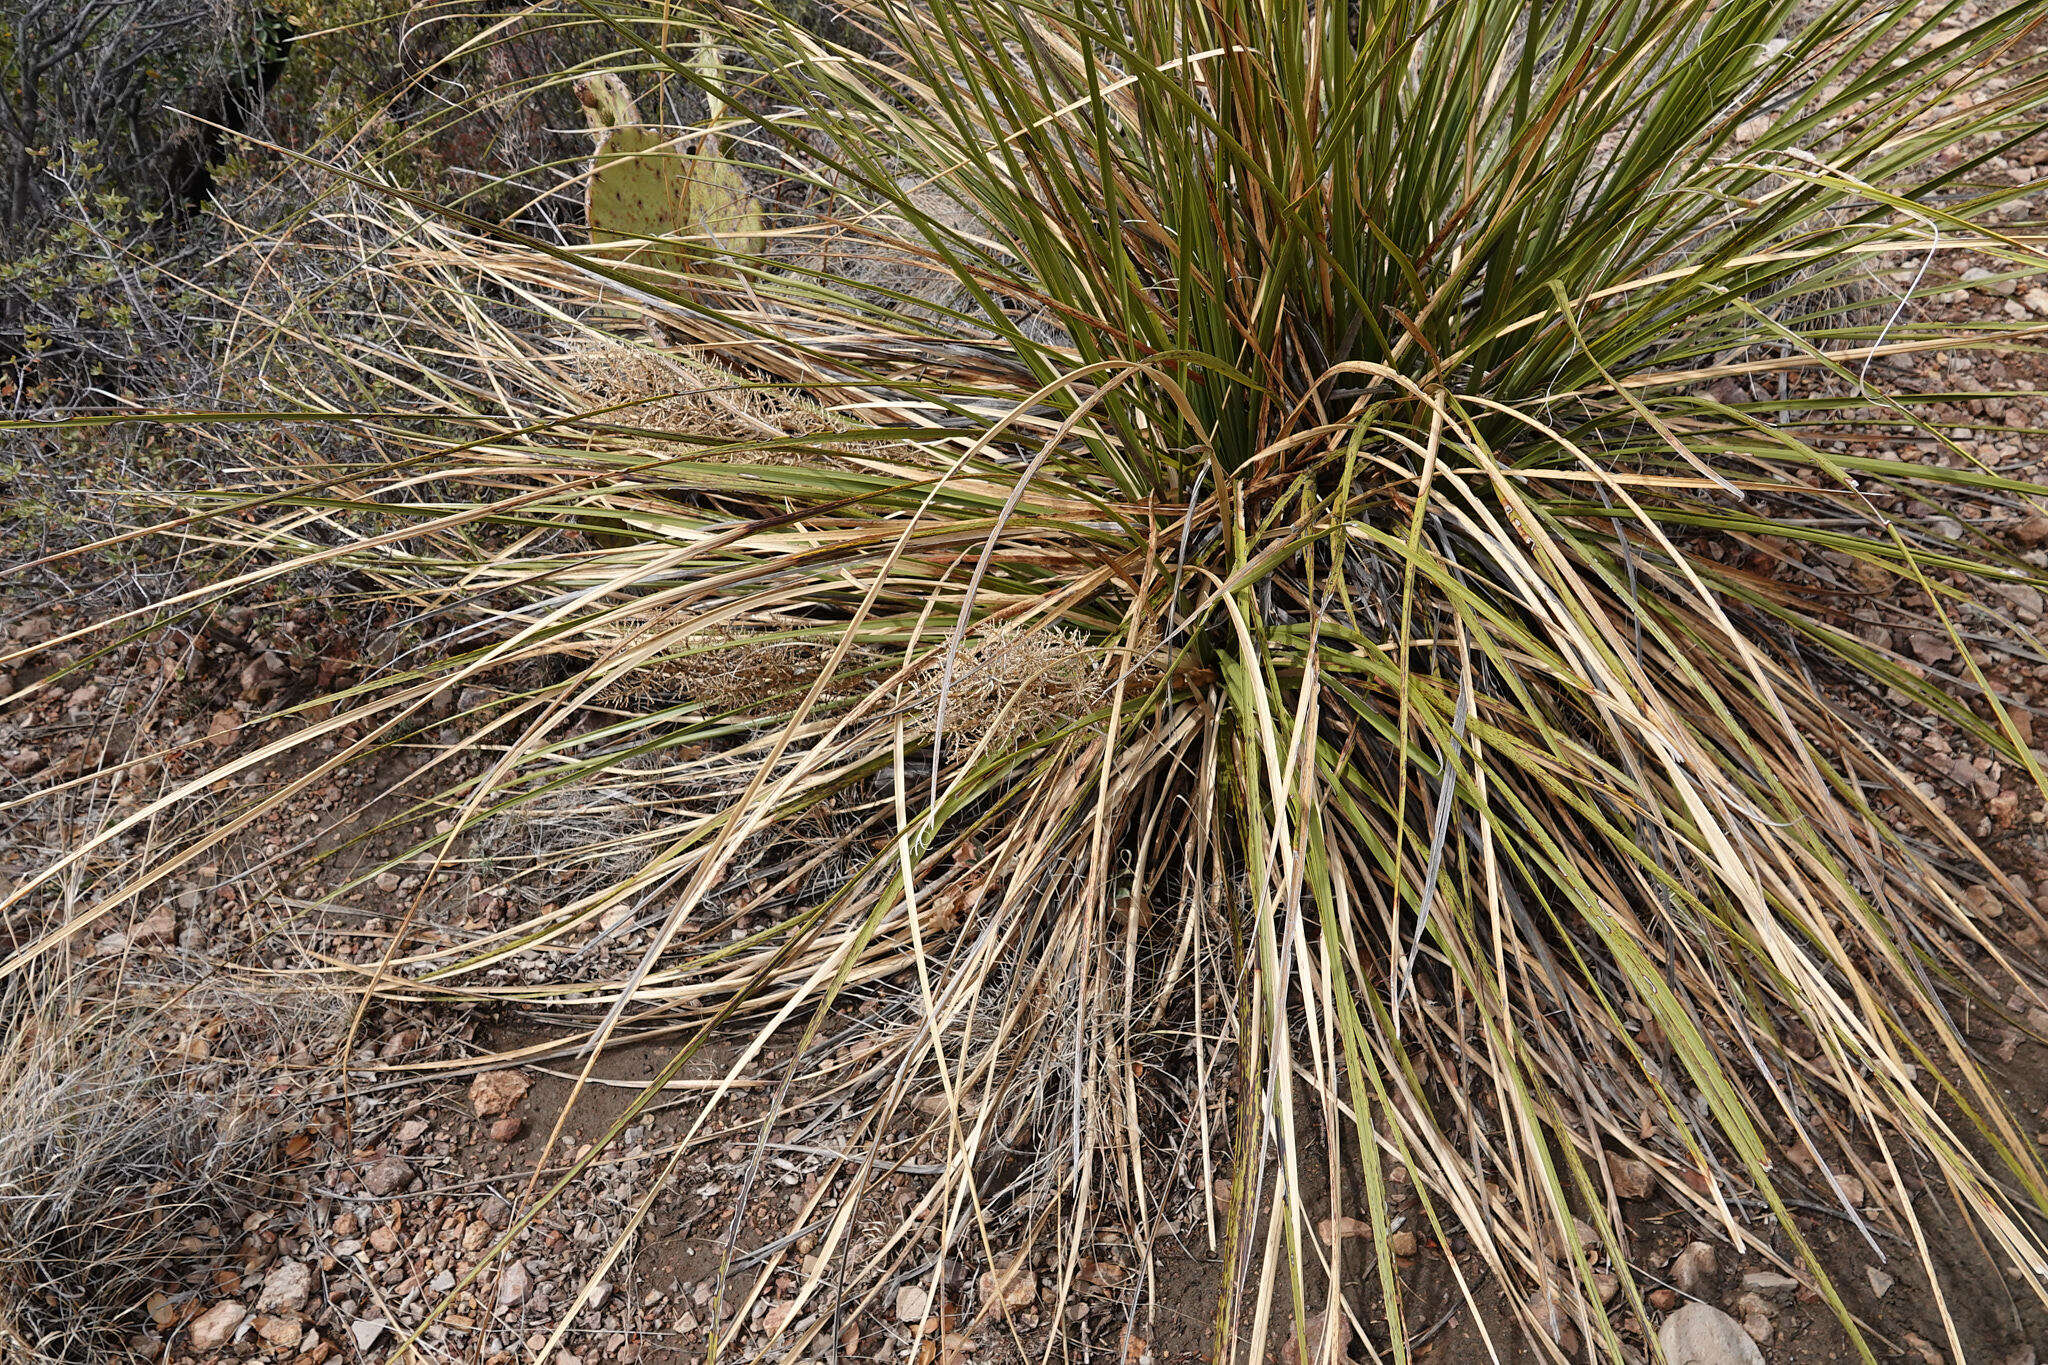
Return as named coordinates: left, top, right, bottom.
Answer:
left=574, top=71, right=763, bottom=286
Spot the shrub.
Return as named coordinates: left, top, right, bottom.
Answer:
left=11, top=0, right=2048, bottom=1360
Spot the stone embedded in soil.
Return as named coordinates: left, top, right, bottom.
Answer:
left=1865, top=1265, right=1893, bottom=1298
left=1670, top=1241, right=1718, bottom=1294
left=188, top=1301, right=247, bottom=1353
left=1386, top=1229, right=1418, bottom=1257
left=1279, top=1308, right=1350, bottom=1365
left=489, top=1116, right=524, bottom=1142
left=469, top=1069, right=532, bottom=1117
left=1739, top=1270, right=1797, bottom=1300
left=497, top=1260, right=534, bottom=1307
left=1316, top=1215, right=1373, bottom=1243
left=1657, top=1303, right=1765, bottom=1365
left=360, top=1156, right=414, bottom=1195
left=1608, top=1156, right=1655, bottom=1200
left=257, top=1260, right=314, bottom=1313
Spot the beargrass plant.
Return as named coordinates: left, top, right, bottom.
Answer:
left=10, top=0, right=2048, bottom=1360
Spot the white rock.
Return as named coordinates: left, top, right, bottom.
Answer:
left=496, top=1260, right=533, bottom=1307
left=256, top=1259, right=314, bottom=1313
left=351, top=1317, right=388, bottom=1350
left=188, top=1301, right=247, bottom=1353
left=2025, top=288, right=2048, bottom=318
left=1658, top=1303, right=1766, bottom=1365
left=1866, top=1265, right=1894, bottom=1298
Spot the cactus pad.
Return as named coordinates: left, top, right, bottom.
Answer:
left=575, top=73, right=763, bottom=287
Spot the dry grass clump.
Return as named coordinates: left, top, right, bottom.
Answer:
left=0, top=959, right=343, bottom=1362
left=911, top=621, right=1149, bottom=752
left=557, top=340, right=917, bottom=467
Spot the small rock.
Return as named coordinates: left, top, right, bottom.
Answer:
left=1649, top=1288, right=1679, bottom=1311
left=257, top=1260, right=314, bottom=1313
left=351, top=1318, right=388, bottom=1351
left=131, top=904, right=176, bottom=948
left=1865, top=1265, right=1894, bottom=1298
left=1994, top=582, right=2045, bottom=623
left=1386, top=1229, right=1418, bottom=1257
left=1317, top=1215, right=1373, bottom=1243
left=588, top=1282, right=614, bottom=1311
left=469, top=1070, right=532, bottom=1118
left=1608, top=1156, right=1654, bottom=1200
left=1528, top=1287, right=1578, bottom=1352
left=374, top=872, right=401, bottom=893
left=1657, top=1302, right=1765, bottom=1365
left=1739, top=1270, right=1798, bottom=1299
left=1280, top=1308, right=1350, bottom=1365
left=896, top=1284, right=931, bottom=1323
left=1833, top=1174, right=1865, bottom=1207
left=188, top=1301, right=247, bottom=1353
left=1903, top=1332, right=1945, bottom=1365
left=255, top=1314, right=304, bottom=1351
left=979, top=1256, right=1036, bottom=1312
left=367, top=1226, right=399, bottom=1254
left=2026, top=288, right=2048, bottom=318
left=360, top=1157, right=413, bottom=1196
left=2018, top=515, right=2048, bottom=547
left=1741, top=1312, right=1772, bottom=1345
left=489, top=1116, right=524, bottom=1143
left=761, top=1300, right=797, bottom=1337
left=1670, top=1241, right=1718, bottom=1294
left=497, top=1261, right=533, bottom=1307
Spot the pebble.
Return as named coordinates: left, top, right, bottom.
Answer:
left=979, top=1255, right=1036, bottom=1312
left=497, top=1260, right=533, bottom=1307
left=489, top=1116, right=524, bottom=1142
left=1386, top=1229, right=1418, bottom=1257
left=360, top=1156, right=414, bottom=1196
left=470, top=1069, right=532, bottom=1117
left=351, top=1318, right=388, bottom=1351
left=255, top=1314, right=304, bottom=1351
left=1670, top=1241, right=1718, bottom=1294
left=1657, top=1302, right=1765, bottom=1365
left=1866, top=1265, right=1894, bottom=1298
left=1608, top=1156, right=1654, bottom=1200
left=188, top=1301, right=247, bottom=1353
left=257, top=1260, right=314, bottom=1313
left=1739, top=1270, right=1798, bottom=1299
